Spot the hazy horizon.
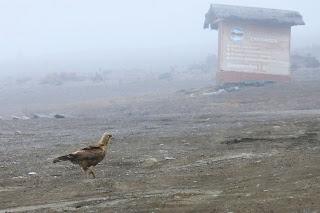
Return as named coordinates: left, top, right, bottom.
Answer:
left=0, top=0, right=319, bottom=77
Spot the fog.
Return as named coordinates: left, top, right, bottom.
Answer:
left=0, top=0, right=319, bottom=77
left=2, top=2, right=320, bottom=210
left=1, top=0, right=320, bottom=115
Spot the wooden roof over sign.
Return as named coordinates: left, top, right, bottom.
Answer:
left=204, top=4, right=305, bottom=30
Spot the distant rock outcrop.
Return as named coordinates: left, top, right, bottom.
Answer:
left=54, top=114, right=65, bottom=119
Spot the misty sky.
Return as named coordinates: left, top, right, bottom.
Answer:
left=0, top=0, right=318, bottom=76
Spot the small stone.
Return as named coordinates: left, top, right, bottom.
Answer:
left=165, top=157, right=175, bottom=160
left=15, top=131, right=22, bottom=135
left=32, top=114, right=40, bottom=119
left=54, top=114, right=65, bottom=119
left=174, top=195, right=181, bottom=199
left=28, top=172, right=37, bottom=175
left=142, top=158, right=158, bottom=168
left=12, top=176, right=25, bottom=179
left=273, top=126, right=281, bottom=130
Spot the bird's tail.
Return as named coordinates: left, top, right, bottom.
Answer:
left=53, top=154, right=73, bottom=163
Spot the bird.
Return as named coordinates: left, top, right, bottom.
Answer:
left=53, top=132, right=112, bottom=178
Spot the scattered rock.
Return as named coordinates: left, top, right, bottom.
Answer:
left=11, top=115, right=30, bottom=120
left=174, top=195, right=181, bottom=200
left=159, top=150, right=168, bottom=154
left=12, top=176, right=26, bottom=179
left=28, top=172, right=37, bottom=176
left=273, top=125, right=281, bottom=130
left=32, top=113, right=54, bottom=119
left=142, top=158, right=158, bottom=168
left=220, top=81, right=274, bottom=90
left=31, top=114, right=40, bottom=119
left=164, top=156, right=176, bottom=160
left=15, top=131, right=22, bottom=135
left=222, top=137, right=268, bottom=145
left=225, top=86, right=240, bottom=92
left=202, top=89, right=225, bottom=96
left=54, top=114, right=65, bottom=119
left=21, top=116, right=30, bottom=120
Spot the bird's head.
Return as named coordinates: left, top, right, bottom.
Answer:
left=98, top=132, right=112, bottom=146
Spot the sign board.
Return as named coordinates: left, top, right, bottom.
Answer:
left=219, top=20, right=291, bottom=76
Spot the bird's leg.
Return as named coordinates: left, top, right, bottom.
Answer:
left=88, top=167, right=96, bottom=179
left=81, top=167, right=88, bottom=178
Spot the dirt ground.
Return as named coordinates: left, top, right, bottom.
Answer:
left=1, top=81, right=320, bottom=212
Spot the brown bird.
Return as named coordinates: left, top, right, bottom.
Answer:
left=53, top=132, right=112, bottom=178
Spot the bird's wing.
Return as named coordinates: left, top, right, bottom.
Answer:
left=71, top=147, right=104, bottom=161
left=81, top=145, right=101, bottom=150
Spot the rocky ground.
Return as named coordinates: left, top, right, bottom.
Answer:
left=1, top=81, right=320, bottom=212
